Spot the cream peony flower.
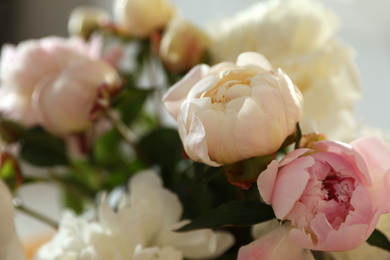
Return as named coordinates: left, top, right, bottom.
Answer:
left=163, top=52, right=303, bottom=166
left=208, top=0, right=361, bottom=141
left=33, top=170, right=234, bottom=260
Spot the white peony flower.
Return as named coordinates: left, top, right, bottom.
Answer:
left=33, top=169, right=234, bottom=260
left=208, top=0, right=361, bottom=141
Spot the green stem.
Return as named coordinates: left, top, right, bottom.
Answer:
left=104, top=109, right=137, bottom=151
left=13, top=197, right=58, bottom=229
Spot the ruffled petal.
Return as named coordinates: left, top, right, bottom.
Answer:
left=238, top=224, right=314, bottom=260
left=272, top=156, right=314, bottom=219
left=351, top=136, right=390, bottom=214
left=163, top=64, right=209, bottom=120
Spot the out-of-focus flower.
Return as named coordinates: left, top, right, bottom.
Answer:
left=67, top=6, right=110, bottom=39
left=113, top=0, right=175, bottom=38
left=34, top=170, right=234, bottom=260
left=208, top=0, right=360, bottom=141
left=0, top=180, right=25, bottom=260
left=159, top=16, right=210, bottom=73
left=238, top=137, right=390, bottom=259
left=163, top=52, right=302, bottom=166
left=0, top=36, right=121, bottom=136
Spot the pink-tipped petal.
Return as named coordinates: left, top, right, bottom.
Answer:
left=351, top=136, right=390, bottom=213
left=258, top=160, right=279, bottom=204
left=163, top=64, right=209, bottom=120
left=272, top=156, right=314, bottom=219
left=238, top=225, right=314, bottom=260
left=183, top=114, right=220, bottom=167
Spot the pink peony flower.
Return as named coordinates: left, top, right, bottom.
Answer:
left=0, top=36, right=121, bottom=135
left=163, top=52, right=303, bottom=166
left=238, top=136, right=390, bottom=259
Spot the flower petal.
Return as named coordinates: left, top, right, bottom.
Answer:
left=236, top=51, right=272, bottom=71
left=182, top=114, right=220, bottom=167
left=163, top=64, right=209, bottom=120
left=257, top=160, right=279, bottom=204
left=272, top=156, right=314, bottom=219
left=351, top=136, right=390, bottom=214
left=238, top=224, right=314, bottom=260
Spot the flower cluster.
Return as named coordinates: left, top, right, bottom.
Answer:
left=0, top=0, right=389, bottom=260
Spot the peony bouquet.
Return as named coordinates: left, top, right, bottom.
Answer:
left=1, top=0, right=390, bottom=259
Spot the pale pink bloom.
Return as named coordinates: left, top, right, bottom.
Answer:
left=238, top=136, right=390, bottom=259
left=163, top=52, right=303, bottom=166
left=0, top=36, right=121, bottom=135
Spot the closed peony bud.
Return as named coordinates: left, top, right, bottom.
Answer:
left=67, top=6, right=110, bottom=39
left=160, top=16, right=210, bottom=73
left=163, top=52, right=303, bottom=166
left=113, top=0, right=175, bottom=38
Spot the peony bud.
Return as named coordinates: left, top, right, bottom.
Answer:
left=159, top=16, right=210, bottom=73
left=67, top=6, right=110, bottom=39
left=163, top=52, right=303, bottom=166
left=113, top=0, right=175, bottom=38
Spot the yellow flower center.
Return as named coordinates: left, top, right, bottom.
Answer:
left=199, top=69, right=255, bottom=104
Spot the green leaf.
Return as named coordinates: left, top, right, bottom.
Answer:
left=367, top=229, right=390, bottom=252
left=223, top=155, right=274, bottom=190
left=0, top=155, right=21, bottom=190
left=295, top=122, right=302, bottom=149
left=62, top=188, right=87, bottom=215
left=0, top=118, right=24, bottom=143
left=177, top=201, right=275, bottom=232
left=92, top=129, right=123, bottom=168
left=137, top=128, right=182, bottom=173
left=189, top=166, right=223, bottom=191
left=19, top=127, right=69, bottom=166
left=114, top=88, right=150, bottom=125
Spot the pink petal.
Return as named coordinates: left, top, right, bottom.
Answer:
left=313, top=140, right=371, bottom=185
left=238, top=224, right=314, bottom=260
left=163, top=64, right=209, bottom=120
left=351, top=136, right=390, bottom=213
left=258, top=160, right=279, bottom=204
left=272, top=156, right=314, bottom=219
left=290, top=213, right=369, bottom=251
left=279, top=148, right=312, bottom=167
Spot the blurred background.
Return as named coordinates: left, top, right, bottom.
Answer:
left=1, top=0, right=389, bottom=250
